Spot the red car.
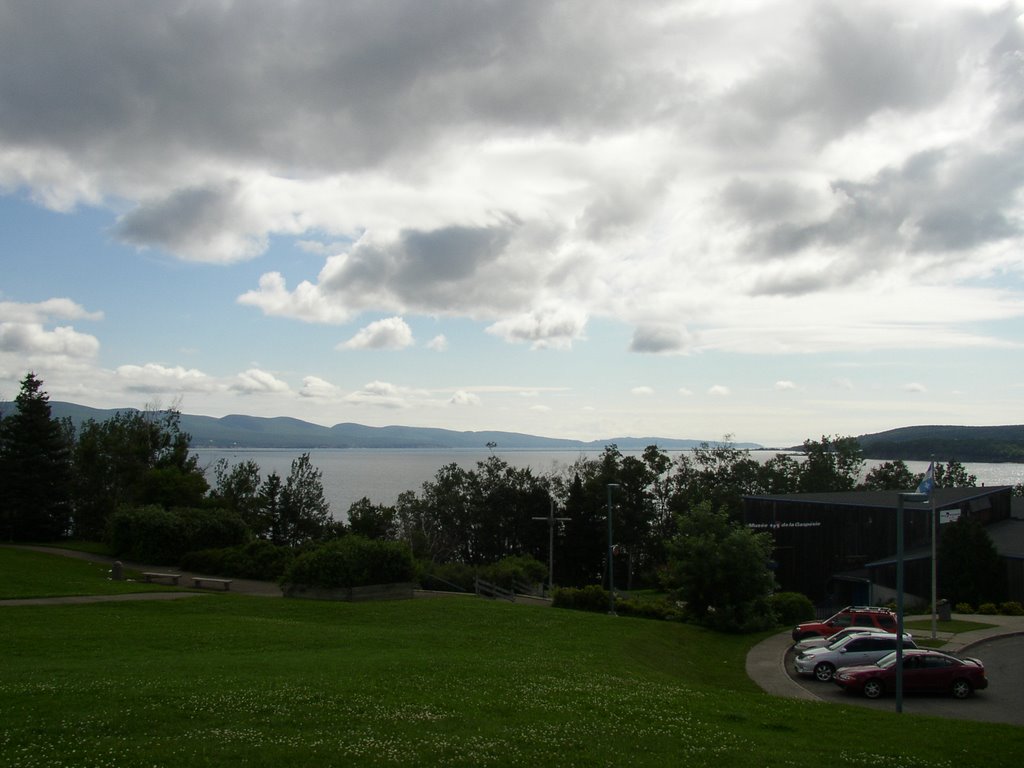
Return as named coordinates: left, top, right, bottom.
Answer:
left=792, top=606, right=897, bottom=641
left=833, top=648, right=988, bottom=699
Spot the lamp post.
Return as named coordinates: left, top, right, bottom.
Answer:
left=607, top=483, right=620, bottom=615
left=896, top=491, right=928, bottom=714
left=532, top=499, right=570, bottom=595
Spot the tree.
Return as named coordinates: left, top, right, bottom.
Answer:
left=346, top=497, right=398, bottom=540
left=860, top=460, right=917, bottom=491
left=661, top=502, right=777, bottom=632
left=934, top=460, right=977, bottom=488
left=797, top=435, right=864, bottom=492
left=209, top=459, right=266, bottom=534
left=71, top=406, right=207, bottom=538
left=271, top=453, right=331, bottom=546
left=0, top=373, right=73, bottom=541
left=938, top=516, right=1004, bottom=606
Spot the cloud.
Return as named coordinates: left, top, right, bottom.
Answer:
left=0, top=298, right=103, bottom=324
left=708, top=385, right=730, bottom=397
left=630, top=326, right=694, bottom=355
left=232, top=369, right=291, bottom=394
left=449, top=390, right=481, bottom=406
left=1, top=1, right=1022, bottom=361
left=678, top=387, right=693, bottom=396
left=427, top=334, right=448, bottom=352
left=486, top=306, right=588, bottom=349
left=0, top=323, right=99, bottom=359
left=115, top=363, right=216, bottom=394
left=631, top=386, right=654, bottom=396
left=904, top=382, right=928, bottom=393
left=775, top=380, right=797, bottom=391
left=339, top=317, right=414, bottom=350
left=345, top=380, right=421, bottom=409
left=299, top=376, right=342, bottom=399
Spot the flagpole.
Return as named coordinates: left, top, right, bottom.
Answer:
left=928, top=457, right=937, bottom=640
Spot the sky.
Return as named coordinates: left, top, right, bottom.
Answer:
left=1, top=0, right=1023, bottom=448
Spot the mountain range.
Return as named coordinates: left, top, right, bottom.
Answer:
left=8, top=401, right=1024, bottom=461
left=24, top=401, right=763, bottom=452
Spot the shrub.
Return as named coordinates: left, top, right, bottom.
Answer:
left=999, top=601, right=1024, bottom=616
left=552, top=585, right=612, bottom=613
left=769, top=592, right=814, bottom=626
left=977, top=602, right=999, bottom=615
left=106, top=505, right=248, bottom=565
left=479, top=555, right=547, bottom=590
left=615, top=596, right=683, bottom=622
left=954, top=602, right=974, bottom=614
left=282, top=536, right=414, bottom=589
left=181, top=540, right=295, bottom=581
left=700, top=596, right=777, bottom=634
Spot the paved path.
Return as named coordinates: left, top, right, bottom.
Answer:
left=746, top=613, right=1024, bottom=702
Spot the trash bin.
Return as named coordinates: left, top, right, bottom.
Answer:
left=937, top=598, right=951, bottom=621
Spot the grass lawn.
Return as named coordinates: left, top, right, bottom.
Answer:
left=904, top=618, right=999, bottom=634
left=2, top=549, right=1023, bottom=767
left=0, top=546, right=174, bottom=599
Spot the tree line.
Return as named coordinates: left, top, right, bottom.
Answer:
left=1, top=372, right=1009, bottom=630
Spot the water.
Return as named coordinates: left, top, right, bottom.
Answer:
left=191, top=448, right=1024, bottom=520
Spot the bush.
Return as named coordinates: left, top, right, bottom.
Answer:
left=282, top=536, right=414, bottom=589
left=999, top=601, right=1024, bottom=616
left=954, top=602, right=974, bottom=614
left=977, top=602, right=999, bottom=615
left=552, top=585, right=612, bottom=613
left=416, top=560, right=477, bottom=592
left=615, top=596, right=683, bottom=622
left=769, top=592, right=814, bottom=626
left=181, top=540, right=295, bottom=581
left=106, top=505, right=248, bottom=565
left=700, top=597, right=777, bottom=634
left=479, top=555, right=547, bottom=590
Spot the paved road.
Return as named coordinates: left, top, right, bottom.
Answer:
left=784, top=636, right=1024, bottom=725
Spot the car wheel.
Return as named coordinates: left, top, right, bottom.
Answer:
left=862, top=679, right=884, bottom=699
left=813, top=662, right=835, bottom=682
left=950, top=679, right=972, bottom=699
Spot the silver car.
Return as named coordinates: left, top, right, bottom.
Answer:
left=793, top=625, right=910, bottom=653
left=794, top=632, right=916, bottom=682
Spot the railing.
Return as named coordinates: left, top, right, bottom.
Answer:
left=474, top=577, right=515, bottom=602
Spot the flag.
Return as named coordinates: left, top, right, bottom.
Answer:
left=916, top=461, right=935, bottom=496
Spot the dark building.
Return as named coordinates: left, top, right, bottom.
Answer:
left=742, top=486, right=1018, bottom=607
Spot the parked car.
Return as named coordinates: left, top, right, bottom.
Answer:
left=793, top=632, right=916, bottom=682
left=833, top=648, right=988, bottom=699
left=793, top=625, right=908, bottom=652
left=792, top=606, right=898, bottom=642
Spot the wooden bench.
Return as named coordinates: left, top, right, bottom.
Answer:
left=192, top=576, right=233, bottom=591
left=142, top=572, right=181, bottom=585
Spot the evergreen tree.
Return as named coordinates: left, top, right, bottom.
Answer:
left=938, top=516, right=1004, bottom=606
left=0, top=373, right=73, bottom=541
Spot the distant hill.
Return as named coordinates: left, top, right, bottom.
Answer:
left=4, top=401, right=762, bottom=452
left=856, top=425, right=1024, bottom=463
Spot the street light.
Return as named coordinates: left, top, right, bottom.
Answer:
left=607, top=483, right=620, bottom=615
left=896, top=491, right=928, bottom=714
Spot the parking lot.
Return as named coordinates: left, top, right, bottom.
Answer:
left=784, top=635, right=1024, bottom=725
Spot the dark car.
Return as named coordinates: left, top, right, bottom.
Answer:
left=833, top=648, right=988, bottom=699
left=792, top=606, right=898, bottom=642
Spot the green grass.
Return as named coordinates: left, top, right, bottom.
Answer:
left=36, top=540, right=115, bottom=556
left=2, top=549, right=1023, bottom=767
left=0, top=546, right=172, bottom=599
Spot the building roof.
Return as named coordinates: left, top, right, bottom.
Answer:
left=744, top=486, right=1012, bottom=511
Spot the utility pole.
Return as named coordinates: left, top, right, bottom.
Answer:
left=532, top=499, right=570, bottom=594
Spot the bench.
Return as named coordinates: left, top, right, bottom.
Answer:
left=142, top=572, right=181, bottom=585
left=192, top=577, right=233, bottom=591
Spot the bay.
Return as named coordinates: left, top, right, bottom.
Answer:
left=191, top=448, right=1024, bottom=521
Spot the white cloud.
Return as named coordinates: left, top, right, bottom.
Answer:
left=0, top=298, right=103, bottom=324
left=905, top=382, right=928, bottom=393
left=678, top=387, right=693, bottom=396
left=299, top=376, right=342, bottom=399
left=339, top=317, right=414, bottom=351
left=238, top=272, right=351, bottom=324
left=450, top=390, right=481, bottom=406
left=631, top=386, right=655, bottom=396
left=115, top=363, right=216, bottom=393
left=232, top=369, right=291, bottom=394
left=345, top=380, right=430, bottom=409
left=708, top=385, right=731, bottom=397
left=427, top=334, right=448, bottom=352
left=486, top=306, right=588, bottom=350
left=775, top=380, right=797, bottom=391
left=0, top=323, right=99, bottom=359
